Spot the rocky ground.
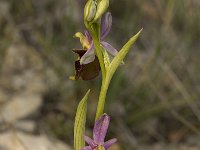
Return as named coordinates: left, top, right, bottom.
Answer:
left=0, top=41, right=72, bottom=150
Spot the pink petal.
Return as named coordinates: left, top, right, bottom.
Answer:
left=93, top=114, right=110, bottom=145
left=80, top=43, right=95, bottom=65
left=85, top=30, right=92, bottom=44
left=104, top=138, right=117, bottom=149
left=101, top=41, right=118, bottom=57
left=84, top=136, right=96, bottom=149
left=101, top=12, right=112, bottom=40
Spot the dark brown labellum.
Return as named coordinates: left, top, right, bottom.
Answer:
left=73, top=49, right=100, bottom=80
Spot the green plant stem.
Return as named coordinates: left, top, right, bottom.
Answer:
left=95, top=76, right=111, bottom=120
left=90, top=23, right=109, bottom=120
left=95, top=65, right=118, bottom=120
left=90, top=24, right=106, bottom=81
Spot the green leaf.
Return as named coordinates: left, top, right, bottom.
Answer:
left=108, top=29, right=143, bottom=79
left=74, top=89, right=90, bottom=150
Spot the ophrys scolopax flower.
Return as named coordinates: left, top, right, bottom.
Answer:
left=71, top=12, right=118, bottom=80
left=77, top=12, right=118, bottom=65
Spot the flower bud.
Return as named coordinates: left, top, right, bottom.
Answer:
left=93, top=0, right=109, bottom=22
left=84, top=0, right=97, bottom=22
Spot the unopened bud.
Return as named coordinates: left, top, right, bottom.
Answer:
left=93, top=0, right=109, bottom=22
left=84, top=0, right=97, bottom=22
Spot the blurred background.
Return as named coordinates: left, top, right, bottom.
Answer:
left=0, top=0, right=200, bottom=150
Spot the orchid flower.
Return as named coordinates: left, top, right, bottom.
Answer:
left=82, top=114, right=117, bottom=150
left=72, top=49, right=100, bottom=80
left=75, top=12, right=118, bottom=65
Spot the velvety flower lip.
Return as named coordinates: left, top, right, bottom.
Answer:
left=72, top=49, right=100, bottom=80
left=76, top=12, right=118, bottom=65
left=82, top=114, right=117, bottom=150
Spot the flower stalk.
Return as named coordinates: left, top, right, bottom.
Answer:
left=90, top=24, right=106, bottom=82
left=95, top=74, right=111, bottom=119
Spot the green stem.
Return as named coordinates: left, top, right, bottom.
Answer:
left=95, top=76, right=111, bottom=120
left=95, top=67, right=116, bottom=119
left=90, top=24, right=106, bottom=81
left=90, top=23, right=111, bottom=120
